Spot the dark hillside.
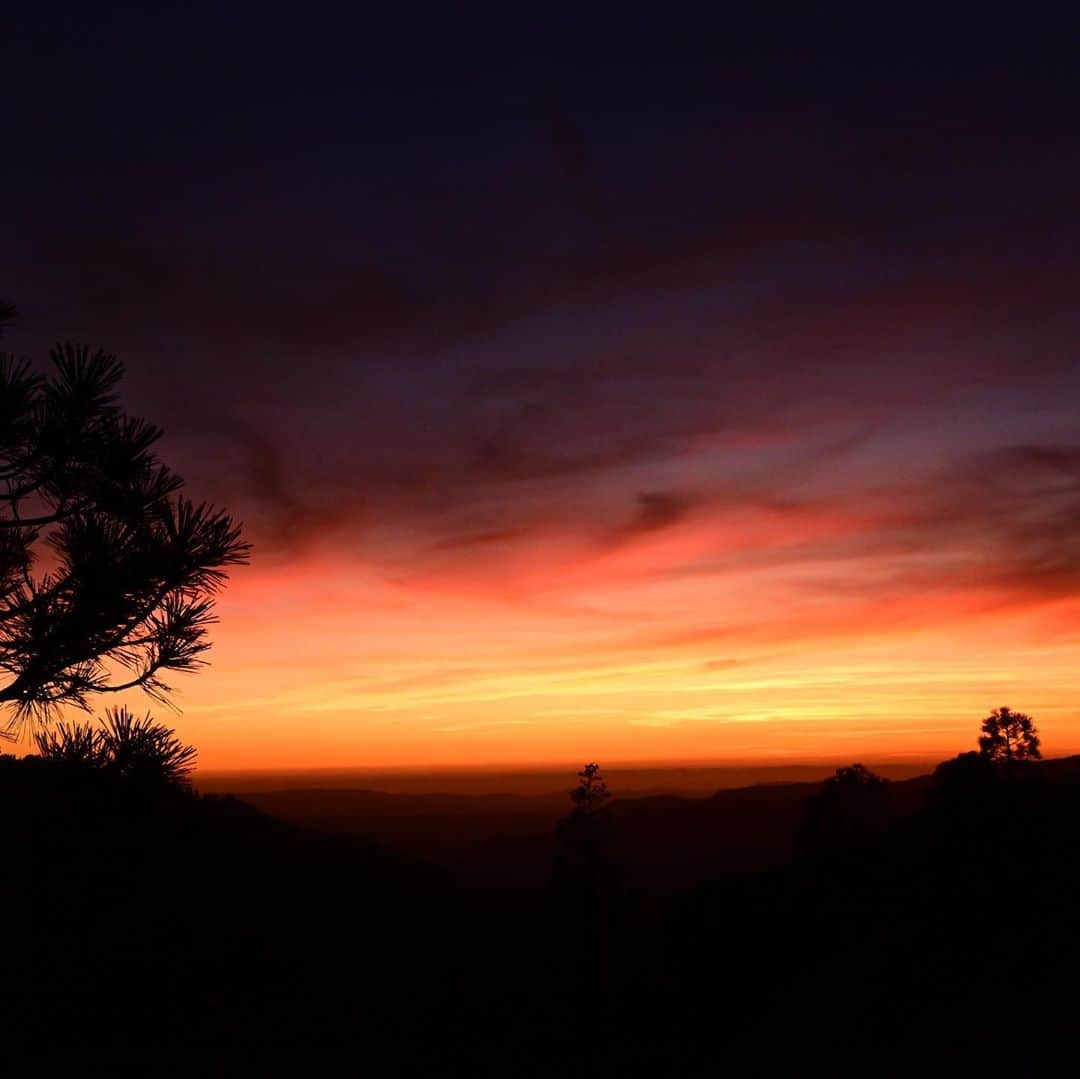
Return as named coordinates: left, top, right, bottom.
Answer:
left=2, top=756, right=456, bottom=1054
left=10, top=754, right=1080, bottom=1074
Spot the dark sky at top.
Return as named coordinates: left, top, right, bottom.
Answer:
left=6, top=6, right=1079, bottom=566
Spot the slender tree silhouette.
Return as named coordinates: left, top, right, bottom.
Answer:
left=978, top=706, right=1041, bottom=762
left=554, top=762, right=616, bottom=915
left=569, top=761, right=610, bottom=816
left=0, top=306, right=249, bottom=734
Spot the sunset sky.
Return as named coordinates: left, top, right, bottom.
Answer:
left=6, top=9, right=1080, bottom=769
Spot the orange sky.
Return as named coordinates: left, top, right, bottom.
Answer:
left=141, top=497, right=1080, bottom=772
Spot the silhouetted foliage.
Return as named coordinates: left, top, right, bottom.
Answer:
left=832, top=762, right=887, bottom=791
left=100, top=706, right=198, bottom=786
left=34, top=706, right=198, bottom=788
left=0, top=317, right=249, bottom=734
left=800, top=762, right=892, bottom=855
left=33, top=716, right=107, bottom=768
left=978, top=705, right=1041, bottom=762
left=34, top=706, right=197, bottom=787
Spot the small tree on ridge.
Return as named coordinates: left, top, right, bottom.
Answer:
left=555, top=762, right=616, bottom=912
left=978, top=706, right=1041, bottom=763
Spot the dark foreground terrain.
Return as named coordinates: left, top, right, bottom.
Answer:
left=6, top=753, right=1080, bottom=1074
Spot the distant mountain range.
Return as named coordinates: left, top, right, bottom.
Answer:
left=216, top=755, right=1080, bottom=894
left=196, top=758, right=937, bottom=796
